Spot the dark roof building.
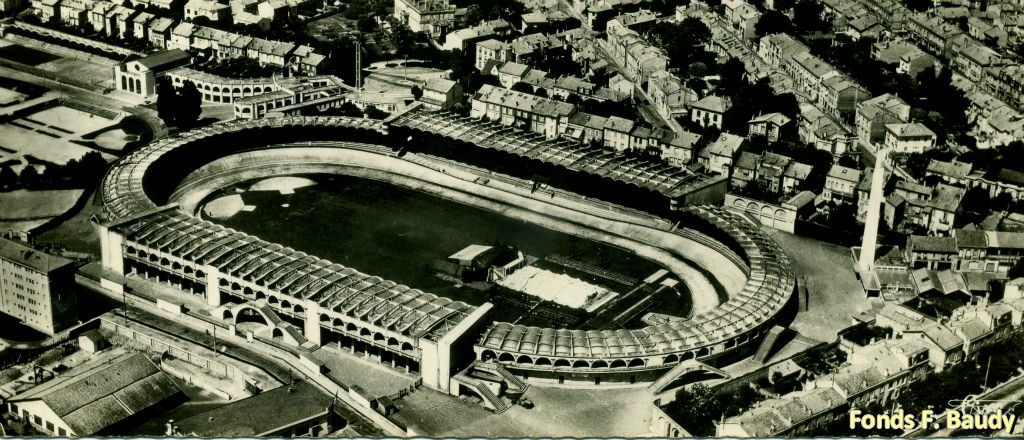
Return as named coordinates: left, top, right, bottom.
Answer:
left=175, top=381, right=346, bottom=437
left=6, top=352, right=183, bottom=436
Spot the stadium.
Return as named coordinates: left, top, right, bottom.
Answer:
left=94, top=105, right=797, bottom=401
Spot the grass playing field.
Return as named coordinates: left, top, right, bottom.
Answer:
left=202, top=175, right=672, bottom=327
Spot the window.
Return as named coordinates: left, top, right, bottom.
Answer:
left=46, top=421, right=54, bottom=432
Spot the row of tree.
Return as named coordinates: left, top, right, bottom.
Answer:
left=0, top=151, right=108, bottom=191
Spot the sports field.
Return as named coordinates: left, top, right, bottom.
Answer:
left=201, top=175, right=676, bottom=327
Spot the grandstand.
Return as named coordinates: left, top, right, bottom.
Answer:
left=95, top=112, right=795, bottom=393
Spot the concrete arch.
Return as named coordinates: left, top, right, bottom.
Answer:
left=572, top=360, right=590, bottom=368
left=610, top=359, right=626, bottom=368
left=498, top=352, right=515, bottom=362
left=592, top=360, right=608, bottom=368
left=387, top=337, right=399, bottom=347
left=628, top=358, right=644, bottom=368
left=516, top=355, right=533, bottom=365
left=553, top=359, right=571, bottom=367
left=535, top=357, right=552, bottom=366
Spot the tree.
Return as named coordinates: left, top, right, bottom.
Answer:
left=755, top=10, right=794, bottom=38
left=535, top=88, right=549, bottom=98
left=718, top=57, right=747, bottom=94
left=364, top=105, right=388, bottom=119
left=176, top=81, right=203, bottom=128
left=793, top=0, right=827, bottom=34
left=510, top=82, right=534, bottom=93
left=155, top=76, right=178, bottom=126
left=357, top=15, right=377, bottom=33
left=905, top=0, right=931, bottom=12
left=411, top=85, right=423, bottom=100
left=19, top=166, right=40, bottom=188
left=0, top=165, right=16, bottom=189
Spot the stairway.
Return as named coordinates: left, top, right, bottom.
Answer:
left=648, top=359, right=730, bottom=395
left=753, top=325, right=786, bottom=364
left=452, top=374, right=512, bottom=413
left=475, top=361, right=528, bottom=393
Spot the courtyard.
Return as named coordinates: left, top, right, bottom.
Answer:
left=391, top=385, right=656, bottom=437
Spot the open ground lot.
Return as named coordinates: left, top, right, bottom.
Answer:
left=768, top=229, right=874, bottom=342
left=392, top=385, right=655, bottom=437
left=0, top=103, right=117, bottom=166
left=0, top=188, right=85, bottom=232
left=306, top=13, right=360, bottom=42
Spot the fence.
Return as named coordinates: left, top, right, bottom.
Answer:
left=98, top=316, right=256, bottom=388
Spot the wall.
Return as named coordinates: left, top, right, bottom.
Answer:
left=724, top=193, right=800, bottom=233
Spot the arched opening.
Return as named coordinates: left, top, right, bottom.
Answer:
left=255, top=291, right=266, bottom=299
left=610, top=359, right=626, bottom=368
left=572, top=360, right=589, bottom=368
left=387, top=337, right=399, bottom=347
left=498, top=352, right=515, bottom=363
left=401, top=342, right=414, bottom=352
left=553, top=359, right=571, bottom=367
left=222, top=309, right=234, bottom=320
left=481, top=350, right=497, bottom=361
left=333, top=318, right=344, bottom=327
left=627, top=359, right=644, bottom=368
left=516, top=355, right=533, bottom=365
left=681, top=351, right=695, bottom=361
left=293, top=304, right=304, bottom=314
left=272, top=327, right=284, bottom=339
left=535, top=357, right=552, bottom=366
left=697, top=347, right=710, bottom=358
left=373, top=332, right=385, bottom=342
left=281, top=299, right=291, bottom=308
left=236, top=308, right=268, bottom=326
left=268, top=296, right=279, bottom=304
left=592, top=360, right=608, bottom=368
left=360, top=328, right=372, bottom=338
left=664, top=354, right=679, bottom=364
left=320, top=313, right=330, bottom=322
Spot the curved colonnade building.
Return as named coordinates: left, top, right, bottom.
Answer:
left=95, top=109, right=797, bottom=393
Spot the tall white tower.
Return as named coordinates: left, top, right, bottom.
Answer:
left=858, top=148, right=889, bottom=273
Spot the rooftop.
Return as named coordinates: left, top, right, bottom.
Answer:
left=176, top=381, right=335, bottom=436
left=10, top=352, right=181, bottom=436
left=0, top=237, right=74, bottom=273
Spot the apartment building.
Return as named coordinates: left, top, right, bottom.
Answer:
left=0, top=238, right=77, bottom=336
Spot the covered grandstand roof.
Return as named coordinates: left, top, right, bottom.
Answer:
left=388, top=106, right=725, bottom=199
left=110, top=208, right=476, bottom=340
left=476, top=205, right=795, bottom=359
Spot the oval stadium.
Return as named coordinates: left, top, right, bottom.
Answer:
left=95, top=105, right=797, bottom=397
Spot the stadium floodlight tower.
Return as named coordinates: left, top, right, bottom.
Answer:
left=856, top=147, right=889, bottom=294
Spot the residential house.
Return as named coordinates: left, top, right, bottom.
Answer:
left=824, top=164, right=861, bottom=204
left=690, top=95, right=731, bottom=129
left=883, top=123, right=936, bottom=154
left=470, top=84, right=576, bottom=139
left=699, top=133, right=744, bottom=175
left=748, top=113, right=792, bottom=142
left=856, top=93, right=910, bottom=148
